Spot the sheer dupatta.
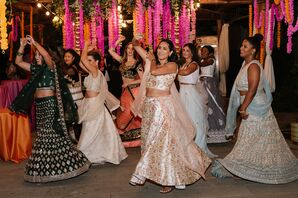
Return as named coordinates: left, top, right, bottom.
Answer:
left=132, top=59, right=210, bottom=178
left=225, top=60, right=273, bottom=136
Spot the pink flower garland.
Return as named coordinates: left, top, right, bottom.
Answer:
left=95, top=5, right=104, bottom=54
left=64, top=0, right=74, bottom=49
left=179, top=3, right=189, bottom=47
left=11, top=16, right=19, bottom=42
left=286, top=0, right=298, bottom=53
left=136, top=0, right=145, bottom=35
left=79, top=0, right=84, bottom=50
left=254, top=0, right=264, bottom=29
left=162, top=0, right=171, bottom=38
left=153, top=0, right=162, bottom=49
left=264, top=0, right=270, bottom=40
left=170, top=15, right=175, bottom=43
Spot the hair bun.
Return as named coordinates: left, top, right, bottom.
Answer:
left=253, top=33, right=263, bottom=42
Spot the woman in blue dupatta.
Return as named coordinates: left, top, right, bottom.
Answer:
left=211, top=34, right=298, bottom=184
left=10, top=36, right=90, bottom=183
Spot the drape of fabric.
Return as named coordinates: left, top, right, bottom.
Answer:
left=225, top=60, right=272, bottom=136
left=77, top=71, right=127, bottom=164
left=178, top=68, right=217, bottom=158
left=130, top=59, right=211, bottom=186
left=0, top=108, right=32, bottom=163
left=116, top=85, right=141, bottom=147
left=212, top=60, right=298, bottom=184
left=200, top=76, right=227, bottom=143
left=9, top=63, right=90, bottom=182
left=264, top=9, right=276, bottom=93
left=218, top=23, right=230, bottom=96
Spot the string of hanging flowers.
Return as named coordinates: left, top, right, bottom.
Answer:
left=0, top=0, right=8, bottom=51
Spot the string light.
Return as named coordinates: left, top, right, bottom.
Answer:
left=37, top=3, right=42, bottom=8
left=46, top=11, right=50, bottom=16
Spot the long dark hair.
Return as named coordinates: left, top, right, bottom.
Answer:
left=155, top=39, right=178, bottom=64
left=244, top=33, right=263, bottom=57
left=121, top=42, right=139, bottom=67
left=63, top=49, right=80, bottom=67
left=87, top=50, right=101, bottom=68
left=180, top=43, right=199, bottom=65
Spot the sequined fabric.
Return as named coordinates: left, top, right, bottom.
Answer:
left=24, top=96, right=90, bottom=183
left=212, top=108, right=298, bottom=184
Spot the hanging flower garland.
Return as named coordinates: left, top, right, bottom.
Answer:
left=162, top=0, right=171, bottom=39
left=79, top=0, right=84, bottom=50
left=64, top=0, right=74, bottom=49
left=21, top=12, right=24, bottom=38
left=274, top=0, right=280, bottom=5
left=0, top=0, right=8, bottom=51
left=95, top=4, right=104, bottom=54
left=277, top=21, right=281, bottom=49
left=253, top=0, right=264, bottom=30
left=11, top=16, right=19, bottom=42
left=264, top=0, right=270, bottom=40
left=284, top=0, right=292, bottom=24
left=136, top=0, right=145, bottom=35
left=249, top=4, right=253, bottom=36
left=153, top=0, right=162, bottom=49
left=84, top=22, right=90, bottom=41
left=189, top=0, right=196, bottom=42
left=260, top=10, right=265, bottom=65
left=90, top=12, right=97, bottom=46
left=148, top=6, right=153, bottom=48
left=269, top=8, right=275, bottom=50
left=74, top=3, right=81, bottom=53
left=144, top=9, right=149, bottom=46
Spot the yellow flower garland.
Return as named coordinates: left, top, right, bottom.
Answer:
left=0, top=0, right=8, bottom=51
left=260, top=12, right=265, bottom=65
left=274, top=0, right=280, bottom=5
left=249, top=4, right=253, bottom=37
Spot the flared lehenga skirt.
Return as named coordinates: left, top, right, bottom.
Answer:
left=77, top=98, right=128, bottom=164
left=211, top=108, right=298, bottom=184
left=201, top=77, right=227, bottom=143
left=179, top=84, right=217, bottom=158
left=130, top=96, right=211, bottom=186
left=116, top=85, right=142, bottom=147
left=24, top=96, right=90, bottom=183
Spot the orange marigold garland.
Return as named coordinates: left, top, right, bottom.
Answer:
left=249, top=4, right=253, bottom=37
left=277, top=21, right=281, bottom=49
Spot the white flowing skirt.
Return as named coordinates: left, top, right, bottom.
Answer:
left=179, top=84, right=217, bottom=158
left=77, top=97, right=128, bottom=164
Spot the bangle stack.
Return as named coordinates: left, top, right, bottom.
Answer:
left=16, top=51, right=24, bottom=56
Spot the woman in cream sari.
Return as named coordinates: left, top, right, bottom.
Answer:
left=77, top=41, right=127, bottom=164
left=211, top=34, right=298, bottom=184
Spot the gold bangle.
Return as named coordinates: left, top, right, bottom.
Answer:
left=16, top=51, right=24, bottom=56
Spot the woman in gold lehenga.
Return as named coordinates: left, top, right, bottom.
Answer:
left=129, top=36, right=211, bottom=193
left=211, top=34, right=298, bottom=184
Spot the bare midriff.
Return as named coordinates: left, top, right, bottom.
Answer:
left=85, top=90, right=99, bottom=98
left=146, top=88, right=170, bottom=97
left=35, top=89, right=55, bottom=98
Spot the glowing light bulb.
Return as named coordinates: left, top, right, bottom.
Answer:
left=196, top=3, right=200, bottom=8
left=121, top=22, right=127, bottom=28
left=46, top=11, right=50, bottom=16
left=37, top=3, right=42, bottom=8
left=117, top=6, right=121, bottom=12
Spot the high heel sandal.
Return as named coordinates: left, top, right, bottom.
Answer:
left=160, top=186, right=174, bottom=194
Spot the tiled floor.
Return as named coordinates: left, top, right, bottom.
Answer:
left=1, top=139, right=298, bottom=198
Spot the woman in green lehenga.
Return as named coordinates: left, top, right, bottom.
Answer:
left=10, top=36, right=90, bottom=183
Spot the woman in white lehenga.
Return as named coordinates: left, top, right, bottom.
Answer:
left=77, top=41, right=128, bottom=164
left=129, top=37, right=211, bottom=193
left=211, top=34, right=298, bottom=184
left=178, top=43, right=217, bottom=158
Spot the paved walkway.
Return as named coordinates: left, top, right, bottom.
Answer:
left=1, top=139, right=298, bottom=198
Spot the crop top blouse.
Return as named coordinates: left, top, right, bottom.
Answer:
left=178, top=62, right=200, bottom=84
left=200, top=58, right=216, bottom=77
left=146, top=72, right=177, bottom=90
left=84, top=71, right=101, bottom=92
left=31, top=64, right=55, bottom=90
left=120, top=61, right=142, bottom=79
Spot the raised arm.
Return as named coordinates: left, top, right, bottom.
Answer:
left=132, top=35, right=148, bottom=62
left=79, top=41, right=98, bottom=76
left=27, top=35, right=54, bottom=68
left=151, top=61, right=177, bottom=76
left=15, top=38, right=31, bottom=72
left=108, top=35, right=125, bottom=63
